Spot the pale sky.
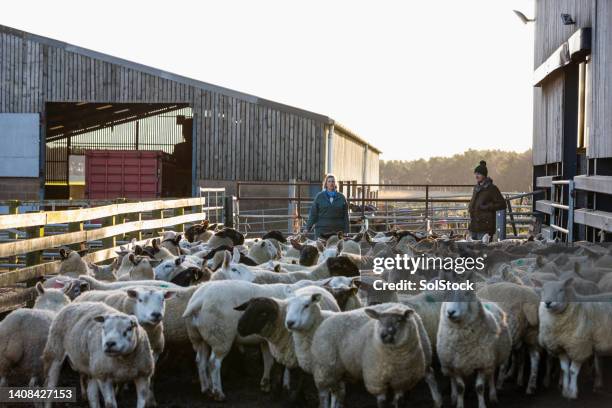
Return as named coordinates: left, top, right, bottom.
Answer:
left=3, top=0, right=535, bottom=161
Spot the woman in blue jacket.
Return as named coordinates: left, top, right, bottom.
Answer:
left=303, top=174, right=350, bottom=238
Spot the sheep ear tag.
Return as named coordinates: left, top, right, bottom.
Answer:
left=425, top=294, right=435, bottom=303
left=484, top=303, right=492, bottom=311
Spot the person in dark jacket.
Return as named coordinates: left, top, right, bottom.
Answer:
left=468, top=160, right=506, bottom=240
left=303, top=174, right=350, bottom=238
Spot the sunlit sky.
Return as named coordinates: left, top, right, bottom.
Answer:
left=3, top=0, right=535, bottom=161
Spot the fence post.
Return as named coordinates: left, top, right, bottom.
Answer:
left=175, top=207, right=185, bottom=233
left=496, top=209, right=506, bottom=241
left=223, top=195, right=234, bottom=228
left=425, top=185, right=429, bottom=220
left=102, top=214, right=117, bottom=249
left=68, top=219, right=84, bottom=250
left=568, top=180, right=575, bottom=244
left=288, top=179, right=296, bottom=233
left=7, top=200, right=20, bottom=266
left=152, top=208, right=164, bottom=237
left=25, top=217, right=44, bottom=267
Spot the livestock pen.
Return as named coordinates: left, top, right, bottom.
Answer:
left=0, top=194, right=612, bottom=407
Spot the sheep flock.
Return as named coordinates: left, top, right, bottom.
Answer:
left=1, top=221, right=612, bottom=408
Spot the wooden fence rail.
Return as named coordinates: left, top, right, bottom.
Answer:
left=0, top=196, right=222, bottom=289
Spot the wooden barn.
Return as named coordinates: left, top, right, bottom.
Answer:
left=0, top=24, right=380, bottom=201
left=532, top=0, right=612, bottom=242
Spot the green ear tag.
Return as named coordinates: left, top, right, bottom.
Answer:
left=161, top=284, right=169, bottom=288
left=517, top=260, right=523, bottom=266
left=484, top=303, right=491, bottom=311
left=425, top=294, right=434, bottom=303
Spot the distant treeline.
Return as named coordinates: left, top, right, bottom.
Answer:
left=380, top=149, right=532, bottom=192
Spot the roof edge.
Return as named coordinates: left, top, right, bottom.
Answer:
left=332, top=121, right=381, bottom=154
left=0, top=24, right=330, bottom=123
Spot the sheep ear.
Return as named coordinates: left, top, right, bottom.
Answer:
left=129, top=316, right=138, bottom=328
left=129, top=253, right=137, bottom=265
left=234, top=300, right=251, bottom=311
left=291, top=260, right=297, bottom=264
left=290, top=239, right=303, bottom=250
left=59, top=248, right=67, bottom=260
left=364, top=308, right=381, bottom=320
left=174, top=257, right=182, bottom=266
left=164, top=291, right=176, bottom=299
left=134, top=245, right=143, bottom=255
left=536, top=255, right=545, bottom=268
left=531, top=278, right=543, bottom=288
left=320, top=278, right=333, bottom=288
left=349, top=286, right=359, bottom=296
left=316, top=241, right=325, bottom=252
left=223, top=251, right=232, bottom=268
left=93, top=315, right=106, bottom=323
left=176, top=234, right=182, bottom=243
left=336, top=240, right=344, bottom=252
left=337, top=231, right=344, bottom=239
left=80, top=281, right=91, bottom=292
left=36, top=281, right=45, bottom=295
left=310, top=293, right=322, bottom=303
left=152, top=239, right=159, bottom=249
left=402, top=308, right=414, bottom=320
left=274, top=264, right=281, bottom=273
left=563, top=277, right=574, bottom=287
left=127, top=289, right=138, bottom=299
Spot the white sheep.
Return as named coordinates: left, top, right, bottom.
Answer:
left=234, top=285, right=339, bottom=369
left=437, top=290, right=512, bottom=408
left=74, top=288, right=175, bottom=361
left=310, top=303, right=442, bottom=408
left=477, top=282, right=541, bottom=394
left=248, top=239, right=281, bottom=264
left=116, top=253, right=154, bottom=281
left=56, top=248, right=91, bottom=277
left=43, top=301, right=154, bottom=408
left=182, top=280, right=309, bottom=401
left=78, top=275, right=181, bottom=291
left=538, top=277, right=612, bottom=399
left=0, top=283, right=70, bottom=387
left=211, top=250, right=359, bottom=284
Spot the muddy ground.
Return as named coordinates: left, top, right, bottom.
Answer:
left=11, top=345, right=612, bottom=408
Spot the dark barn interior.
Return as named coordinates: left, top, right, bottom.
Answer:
left=44, top=102, right=193, bottom=199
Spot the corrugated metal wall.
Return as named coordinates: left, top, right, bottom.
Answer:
left=0, top=26, right=348, bottom=183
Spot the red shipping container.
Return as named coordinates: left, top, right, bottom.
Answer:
left=85, top=150, right=168, bottom=199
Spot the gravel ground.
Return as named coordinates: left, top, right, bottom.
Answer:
left=13, top=346, right=612, bottom=408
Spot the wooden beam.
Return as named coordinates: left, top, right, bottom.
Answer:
left=0, top=212, right=206, bottom=258
left=535, top=200, right=555, bottom=215
left=573, top=175, right=612, bottom=195
left=574, top=209, right=612, bottom=232
left=534, top=28, right=591, bottom=87
left=0, top=197, right=205, bottom=230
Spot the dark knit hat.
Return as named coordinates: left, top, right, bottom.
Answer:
left=474, top=160, right=488, bottom=177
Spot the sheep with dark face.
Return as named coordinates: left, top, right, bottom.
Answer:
left=57, top=248, right=91, bottom=277
left=185, top=220, right=213, bottom=243
left=199, top=245, right=258, bottom=270
left=234, top=286, right=339, bottom=401
left=206, top=228, right=245, bottom=248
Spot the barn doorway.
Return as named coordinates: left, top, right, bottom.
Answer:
left=44, top=103, right=193, bottom=200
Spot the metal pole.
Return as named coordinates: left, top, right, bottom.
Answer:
left=288, top=179, right=296, bottom=233
left=568, top=180, right=575, bottom=244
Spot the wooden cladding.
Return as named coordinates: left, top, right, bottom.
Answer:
left=0, top=27, right=330, bottom=182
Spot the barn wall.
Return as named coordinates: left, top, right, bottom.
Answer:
left=532, top=0, right=594, bottom=167
left=0, top=27, right=329, bottom=185
left=590, top=0, right=612, bottom=158
left=534, top=0, right=593, bottom=68
left=366, top=149, right=379, bottom=185
left=332, top=128, right=366, bottom=183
